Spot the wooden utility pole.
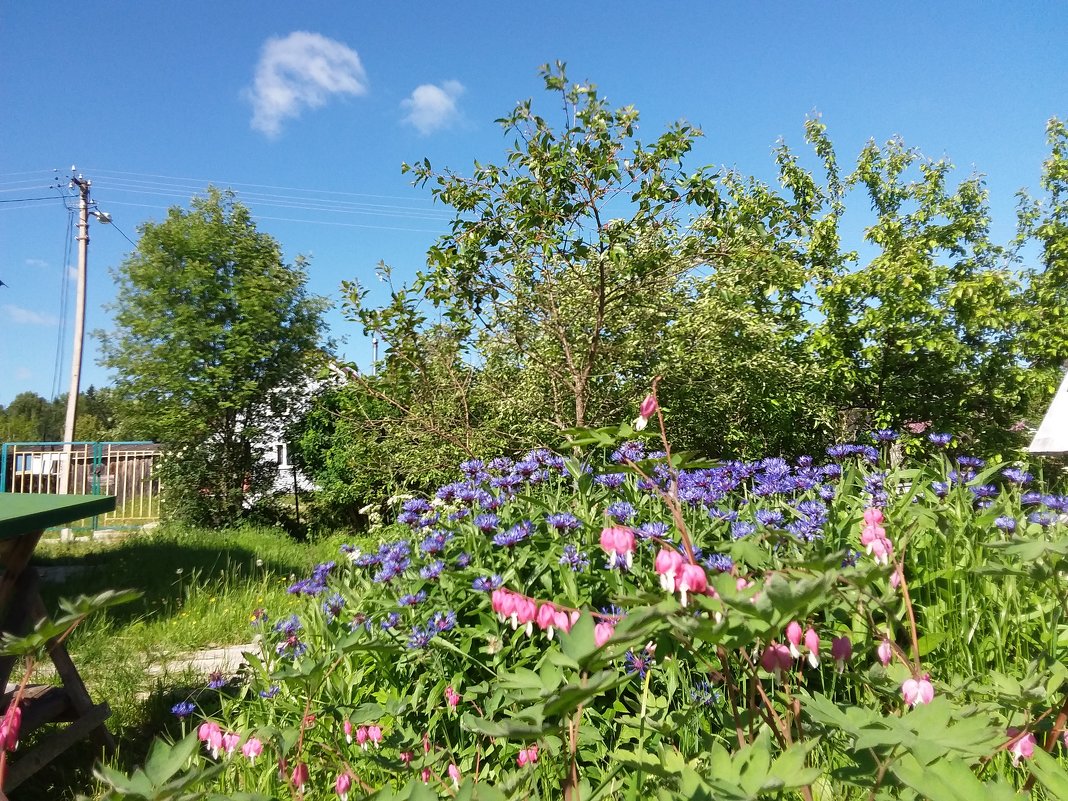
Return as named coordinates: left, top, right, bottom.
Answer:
left=58, top=172, right=91, bottom=497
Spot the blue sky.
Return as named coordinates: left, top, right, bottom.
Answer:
left=1, top=3, right=1066, bottom=407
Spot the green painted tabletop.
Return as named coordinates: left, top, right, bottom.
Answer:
left=0, top=494, right=116, bottom=539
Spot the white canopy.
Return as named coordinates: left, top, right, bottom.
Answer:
left=1029, top=368, right=1068, bottom=454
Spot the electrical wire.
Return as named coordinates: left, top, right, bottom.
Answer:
left=0, top=195, right=63, bottom=203
left=105, top=219, right=139, bottom=249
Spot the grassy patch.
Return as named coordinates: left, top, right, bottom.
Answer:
left=10, top=523, right=356, bottom=799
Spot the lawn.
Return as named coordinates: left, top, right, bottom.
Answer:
left=12, top=524, right=347, bottom=800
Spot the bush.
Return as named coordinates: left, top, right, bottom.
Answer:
left=95, top=416, right=1068, bottom=800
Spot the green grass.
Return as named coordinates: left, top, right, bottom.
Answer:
left=10, top=523, right=355, bottom=800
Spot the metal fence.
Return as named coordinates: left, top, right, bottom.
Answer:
left=0, top=441, right=161, bottom=530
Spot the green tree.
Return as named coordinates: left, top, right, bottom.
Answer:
left=100, top=189, right=330, bottom=526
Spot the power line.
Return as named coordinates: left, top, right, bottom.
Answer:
left=0, top=195, right=63, bottom=204
left=106, top=219, right=139, bottom=249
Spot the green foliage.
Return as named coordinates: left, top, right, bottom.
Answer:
left=99, top=189, right=330, bottom=526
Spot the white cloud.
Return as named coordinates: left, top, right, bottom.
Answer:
left=3, top=304, right=58, bottom=326
left=24, top=258, right=48, bottom=269
left=248, top=31, right=368, bottom=137
left=15, top=367, right=32, bottom=381
left=401, top=80, right=464, bottom=135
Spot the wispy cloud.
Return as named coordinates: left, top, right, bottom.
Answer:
left=14, top=367, right=32, bottom=381
left=401, top=80, right=464, bottom=135
left=24, top=258, right=48, bottom=269
left=248, top=31, right=368, bottom=137
left=3, top=304, right=58, bottom=326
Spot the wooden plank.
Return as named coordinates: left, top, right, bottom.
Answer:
left=2, top=702, right=111, bottom=792
left=0, top=685, right=75, bottom=733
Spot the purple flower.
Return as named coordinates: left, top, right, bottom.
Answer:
left=322, top=593, right=345, bottom=621
left=559, top=544, right=589, bottom=572
left=841, top=549, right=860, bottom=568
left=994, top=516, right=1017, bottom=533
left=1022, top=491, right=1044, bottom=505
left=931, top=481, right=950, bottom=498
left=259, top=685, right=280, bottom=699
left=274, top=614, right=302, bottom=637
left=398, top=591, right=427, bottom=607
left=546, top=512, right=581, bottom=532
left=493, top=521, right=532, bottom=548
left=872, top=429, right=898, bottom=443
left=207, top=671, right=227, bottom=690
left=430, top=610, right=457, bottom=632
left=474, top=513, right=499, bottom=533
left=1002, top=467, right=1033, bottom=485
left=956, top=455, right=986, bottom=470
left=969, top=484, right=998, bottom=501
left=928, top=432, right=952, bottom=447
left=1029, top=511, right=1056, bottom=528
left=624, top=647, right=654, bottom=678
left=755, top=509, right=784, bottom=528
left=638, top=521, right=671, bottom=539
left=172, top=701, right=195, bottom=717
left=703, top=553, right=733, bottom=573
left=420, top=530, right=452, bottom=554
left=611, top=440, right=646, bottom=464
left=455, top=552, right=472, bottom=569
left=606, top=501, right=636, bottom=523
left=731, top=521, right=756, bottom=539
left=594, top=473, right=628, bottom=489
left=381, top=612, right=402, bottom=629
left=407, top=626, right=436, bottom=649
left=420, top=560, right=445, bottom=581
left=472, top=574, right=504, bottom=592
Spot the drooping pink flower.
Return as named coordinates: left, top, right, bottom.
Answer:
left=889, top=567, right=902, bottom=590
left=633, top=394, right=658, bottom=431
left=421, top=768, right=432, bottom=784
left=655, top=547, right=685, bottom=592
left=221, top=732, right=241, bottom=756
left=863, top=508, right=884, bottom=526
left=291, top=762, right=309, bottom=793
left=901, top=675, right=935, bottom=707
left=241, top=737, right=263, bottom=762
left=830, top=636, right=852, bottom=672
left=448, top=763, right=461, bottom=788
left=367, top=724, right=383, bottom=747
left=517, top=743, right=540, bottom=767
left=804, top=627, right=821, bottom=668
left=444, top=686, right=461, bottom=709
left=336, top=772, right=353, bottom=800
left=1007, top=729, right=1036, bottom=767
left=677, top=563, right=707, bottom=607
left=877, top=637, right=893, bottom=667
left=537, top=602, right=561, bottom=638
left=343, top=719, right=353, bottom=744
left=600, top=526, right=636, bottom=567
left=0, top=705, right=21, bottom=751
left=761, top=642, right=793, bottom=680
left=356, top=725, right=369, bottom=749
left=400, top=750, right=414, bottom=766
left=594, top=621, right=615, bottom=648
left=785, top=621, right=803, bottom=658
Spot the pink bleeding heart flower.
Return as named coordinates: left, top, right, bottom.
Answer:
left=863, top=507, right=884, bottom=525
left=291, top=763, right=309, bottom=793
left=633, top=394, right=658, bottom=431
left=517, top=743, right=539, bottom=767
left=877, top=637, right=893, bottom=667
left=421, top=768, right=432, bottom=784
left=241, top=737, right=263, bottom=762
left=677, top=563, right=707, bottom=607
left=536, top=602, right=561, bottom=639
left=399, top=750, right=414, bottom=766
left=448, top=763, right=461, bottom=789
left=901, top=675, right=935, bottom=707
left=600, top=526, right=636, bottom=568
left=356, top=726, right=369, bottom=749
left=594, top=621, right=615, bottom=648
left=761, top=642, right=793, bottom=680
left=785, top=621, right=803, bottom=658
left=830, top=636, right=852, bottom=672
left=343, top=719, right=353, bottom=744
left=444, top=686, right=461, bottom=709
left=0, top=705, right=21, bottom=751
left=655, top=547, right=685, bottom=593
left=336, top=772, right=353, bottom=800
left=1007, top=729, right=1036, bottom=767
left=367, top=724, right=383, bottom=747
left=221, top=732, right=241, bottom=756
left=804, top=627, right=821, bottom=668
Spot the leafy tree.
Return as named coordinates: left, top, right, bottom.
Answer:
left=100, top=189, right=330, bottom=526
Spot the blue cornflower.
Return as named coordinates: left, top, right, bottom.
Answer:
left=459, top=458, right=485, bottom=477
left=474, top=513, right=500, bottom=533
left=956, top=455, right=986, bottom=470
left=322, top=593, right=345, bottom=621
left=755, top=509, right=785, bottom=528
left=1002, top=467, right=1033, bottom=485
left=559, top=544, right=590, bottom=572
left=970, top=484, right=998, bottom=501
left=818, top=484, right=836, bottom=502
left=488, top=456, right=514, bottom=473
left=353, top=552, right=381, bottom=568
left=398, top=591, right=427, bottom=607
left=274, top=614, right=302, bottom=637
left=381, top=612, right=402, bottom=630
left=493, top=521, right=533, bottom=548
left=606, top=502, right=636, bottom=523
left=703, top=553, right=733, bottom=573
left=928, top=432, right=952, bottom=447
left=1029, top=511, right=1056, bottom=528
left=1046, top=495, right=1068, bottom=513
left=407, top=626, right=436, bottom=649
left=546, top=512, right=581, bottom=532
left=172, top=701, right=195, bottom=717
left=1022, top=491, right=1044, bottom=505
left=931, top=481, right=950, bottom=498
left=207, top=671, right=227, bottom=690
left=420, top=560, right=445, bottom=581
left=455, top=552, right=472, bottom=569
left=731, top=521, right=756, bottom=539
left=373, top=558, right=410, bottom=584
left=259, top=685, right=280, bottom=699
left=420, top=530, right=452, bottom=554
left=841, top=549, right=860, bottom=568
left=594, top=473, right=628, bottom=489
left=430, top=610, right=457, bottom=632
left=690, top=679, right=721, bottom=706
left=994, top=516, right=1017, bottom=533
left=611, top=440, right=646, bottom=464
left=871, top=429, right=898, bottom=443
left=624, top=648, right=654, bottom=678
left=638, top=521, right=671, bottom=539
left=472, top=574, right=504, bottom=592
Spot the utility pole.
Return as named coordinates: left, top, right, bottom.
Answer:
left=58, top=172, right=91, bottom=497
